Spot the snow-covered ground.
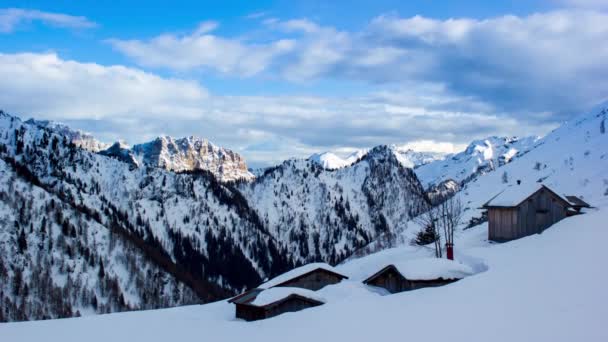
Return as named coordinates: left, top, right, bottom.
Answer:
left=2, top=206, right=606, bottom=341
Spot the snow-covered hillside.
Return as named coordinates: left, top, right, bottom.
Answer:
left=242, top=145, right=430, bottom=265
left=415, top=136, right=540, bottom=189
left=2, top=205, right=605, bottom=342
left=26, top=119, right=110, bottom=152
left=0, top=101, right=605, bottom=324
left=448, top=104, right=608, bottom=228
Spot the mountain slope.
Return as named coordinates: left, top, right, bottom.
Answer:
left=2, top=204, right=605, bottom=342
left=242, top=146, right=430, bottom=264
left=449, top=103, right=608, bottom=226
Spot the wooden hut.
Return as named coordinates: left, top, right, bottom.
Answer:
left=231, top=288, right=325, bottom=321
left=363, top=258, right=473, bottom=294
left=482, top=183, right=574, bottom=242
left=229, top=263, right=347, bottom=321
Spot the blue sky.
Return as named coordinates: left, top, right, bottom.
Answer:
left=0, top=0, right=607, bottom=167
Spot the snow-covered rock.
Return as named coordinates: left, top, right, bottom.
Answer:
left=25, top=118, right=110, bottom=152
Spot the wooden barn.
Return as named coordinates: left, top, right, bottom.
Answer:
left=482, top=183, right=587, bottom=242
left=363, top=258, right=473, bottom=294
left=229, top=263, right=347, bottom=321
left=231, top=288, right=324, bottom=321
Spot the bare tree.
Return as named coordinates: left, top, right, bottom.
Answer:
left=437, top=196, right=464, bottom=260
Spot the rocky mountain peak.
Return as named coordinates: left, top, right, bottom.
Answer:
left=131, top=135, right=254, bottom=182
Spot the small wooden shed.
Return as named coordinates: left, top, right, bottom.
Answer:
left=232, top=288, right=324, bottom=321
left=363, top=258, right=473, bottom=294
left=482, top=183, right=573, bottom=242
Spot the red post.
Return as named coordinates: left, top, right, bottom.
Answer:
left=446, top=243, right=454, bottom=260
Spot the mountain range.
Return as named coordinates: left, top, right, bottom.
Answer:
left=0, top=101, right=606, bottom=323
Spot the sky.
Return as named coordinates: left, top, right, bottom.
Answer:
left=0, top=0, right=607, bottom=167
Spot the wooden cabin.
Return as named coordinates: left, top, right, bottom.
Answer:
left=229, top=263, right=347, bottom=321
left=363, top=258, right=473, bottom=294
left=482, top=183, right=575, bottom=242
left=231, top=288, right=324, bottom=321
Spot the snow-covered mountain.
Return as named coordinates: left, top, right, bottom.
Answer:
left=415, top=136, right=541, bottom=190
left=309, top=147, right=441, bottom=170
left=308, top=150, right=368, bottom=170
left=392, top=147, right=445, bottom=169
left=1, top=100, right=605, bottom=324
left=25, top=119, right=110, bottom=152
left=0, top=111, right=430, bottom=322
left=243, top=145, right=430, bottom=264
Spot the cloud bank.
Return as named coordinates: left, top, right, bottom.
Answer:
left=0, top=52, right=554, bottom=167
left=109, top=10, right=608, bottom=118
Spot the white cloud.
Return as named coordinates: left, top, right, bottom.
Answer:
left=108, top=11, right=608, bottom=118
left=108, top=21, right=295, bottom=75
left=0, top=52, right=207, bottom=120
left=0, top=52, right=553, bottom=166
left=21, top=54, right=573, bottom=167
left=0, top=8, right=96, bottom=33
left=397, top=140, right=468, bottom=154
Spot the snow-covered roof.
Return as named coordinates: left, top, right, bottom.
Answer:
left=483, top=183, right=570, bottom=208
left=259, top=263, right=347, bottom=289
left=366, top=258, right=475, bottom=282
left=249, top=287, right=325, bottom=307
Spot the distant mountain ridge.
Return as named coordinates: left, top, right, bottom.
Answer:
left=415, top=136, right=541, bottom=190
left=309, top=146, right=443, bottom=170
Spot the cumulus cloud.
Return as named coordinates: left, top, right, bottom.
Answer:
left=0, top=8, right=96, bottom=33
left=108, top=21, right=295, bottom=75
left=0, top=53, right=207, bottom=120
left=109, top=11, right=608, bottom=119
left=0, top=52, right=556, bottom=167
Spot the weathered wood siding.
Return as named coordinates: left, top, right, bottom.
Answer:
left=276, top=270, right=344, bottom=291
left=488, top=188, right=568, bottom=242
left=488, top=208, right=518, bottom=241
left=367, top=268, right=406, bottom=293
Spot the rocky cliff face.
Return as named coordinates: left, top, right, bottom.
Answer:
left=131, top=136, right=254, bottom=182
